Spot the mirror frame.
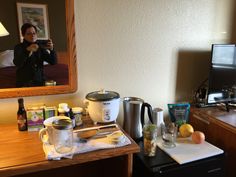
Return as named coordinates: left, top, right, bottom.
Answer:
left=0, top=0, right=77, bottom=99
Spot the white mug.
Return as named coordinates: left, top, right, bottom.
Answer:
left=39, top=116, right=70, bottom=144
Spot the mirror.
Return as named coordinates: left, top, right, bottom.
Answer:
left=0, top=0, right=77, bottom=98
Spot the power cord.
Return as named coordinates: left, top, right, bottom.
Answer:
left=193, top=78, right=208, bottom=106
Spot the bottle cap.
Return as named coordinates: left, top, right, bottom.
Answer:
left=58, top=103, right=70, bottom=112
left=18, top=98, right=24, bottom=103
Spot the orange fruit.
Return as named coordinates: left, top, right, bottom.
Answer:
left=179, top=123, right=194, bottom=137
left=192, top=131, right=205, bottom=144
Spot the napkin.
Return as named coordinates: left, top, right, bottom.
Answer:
left=42, top=131, right=131, bottom=160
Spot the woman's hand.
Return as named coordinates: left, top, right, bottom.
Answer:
left=27, top=44, right=39, bottom=56
left=27, top=44, right=39, bottom=52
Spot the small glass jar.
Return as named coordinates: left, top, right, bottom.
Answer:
left=143, top=124, right=158, bottom=156
left=52, top=119, right=73, bottom=154
left=72, top=107, right=83, bottom=126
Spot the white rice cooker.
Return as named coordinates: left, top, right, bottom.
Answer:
left=85, top=90, right=120, bottom=123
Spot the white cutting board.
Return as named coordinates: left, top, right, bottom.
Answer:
left=156, top=137, right=224, bottom=164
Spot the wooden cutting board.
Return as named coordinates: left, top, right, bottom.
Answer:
left=156, top=137, right=224, bottom=164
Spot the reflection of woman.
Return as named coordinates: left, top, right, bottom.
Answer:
left=13, top=23, right=57, bottom=87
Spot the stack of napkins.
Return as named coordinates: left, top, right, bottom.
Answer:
left=42, top=132, right=131, bottom=160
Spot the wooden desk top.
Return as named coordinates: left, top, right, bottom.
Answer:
left=191, top=106, right=236, bottom=133
left=0, top=122, right=139, bottom=177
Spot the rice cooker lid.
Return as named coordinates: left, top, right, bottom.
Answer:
left=86, top=90, right=120, bottom=101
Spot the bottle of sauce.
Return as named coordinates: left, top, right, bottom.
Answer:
left=17, top=98, right=27, bottom=131
left=58, top=103, right=70, bottom=117
left=69, top=108, right=76, bottom=128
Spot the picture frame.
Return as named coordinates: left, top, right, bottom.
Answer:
left=16, top=2, right=50, bottom=41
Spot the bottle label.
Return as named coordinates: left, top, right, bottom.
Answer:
left=74, top=113, right=82, bottom=126
left=17, top=115, right=26, bottom=129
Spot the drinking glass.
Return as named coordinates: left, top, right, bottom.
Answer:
left=161, top=123, right=177, bottom=148
left=52, top=119, right=73, bottom=154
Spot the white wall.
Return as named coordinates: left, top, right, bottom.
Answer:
left=0, top=0, right=234, bottom=125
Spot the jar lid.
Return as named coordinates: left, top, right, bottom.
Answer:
left=72, top=107, right=83, bottom=113
left=86, top=90, right=120, bottom=101
left=52, top=119, right=72, bottom=130
left=143, top=124, right=158, bottom=133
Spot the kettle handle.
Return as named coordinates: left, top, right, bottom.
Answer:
left=141, top=102, right=154, bottom=128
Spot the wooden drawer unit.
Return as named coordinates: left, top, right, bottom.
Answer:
left=190, top=107, right=236, bottom=177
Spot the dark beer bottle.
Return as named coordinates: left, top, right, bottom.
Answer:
left=17, top=98, right=27, bottom=131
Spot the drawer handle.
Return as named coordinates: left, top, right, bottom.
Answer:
left=193, top=114, right=210, bottom=124
left=208, top=167, right=221, bottom=173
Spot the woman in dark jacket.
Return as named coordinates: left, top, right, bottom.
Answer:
left=13, top=23, right=57, bottom=87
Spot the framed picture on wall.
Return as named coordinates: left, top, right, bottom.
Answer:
left=16, top=2, right=50, bottom=41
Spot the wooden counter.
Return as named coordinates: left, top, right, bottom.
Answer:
left=190, top=106, right=236, bottom=177
left=0, top=123, right=139, bottom=177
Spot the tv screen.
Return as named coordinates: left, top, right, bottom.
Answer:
left=211, top=44, right=235, bottom=65
left=207, top=44, right=236, bottom=104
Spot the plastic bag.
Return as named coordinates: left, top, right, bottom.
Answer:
left=167, top=103, right=190, bottom=127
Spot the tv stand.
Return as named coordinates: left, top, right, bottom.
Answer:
left=190, top=107, right=236, bottom=177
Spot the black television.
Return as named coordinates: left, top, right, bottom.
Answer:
left=207, top=44, right=236, bottom=105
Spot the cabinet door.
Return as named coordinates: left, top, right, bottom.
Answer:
left=207, top=120, right=235, bottom=177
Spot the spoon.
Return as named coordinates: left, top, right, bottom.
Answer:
left=103, top=130, right=125, bottom=143
left=78, top=130, right=125, bottom=144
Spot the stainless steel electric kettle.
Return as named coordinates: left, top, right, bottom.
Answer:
left=123, top=97, right=153, bottom=142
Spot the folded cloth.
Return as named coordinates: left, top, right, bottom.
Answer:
left=43, top=143, right=75, bottom=160
left=43, top=131, right=131, bottom=160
